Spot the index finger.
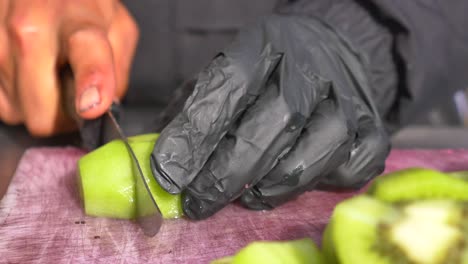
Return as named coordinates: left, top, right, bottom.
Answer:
left=151, top=53, right=281, bottom=194
left=8, top=1, right=74, bottom=136
left=65, top=26, right=116, bottom=119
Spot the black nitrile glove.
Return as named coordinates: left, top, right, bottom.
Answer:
left=151, top=14, right=391, bottom=220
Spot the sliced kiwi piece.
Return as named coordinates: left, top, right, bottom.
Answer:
left=78, top=133, right=183, bottom=219
left=448, top=171, right=468, bottom=181
left=323, top=195, right=468, bottom=264
left=211, top=238, right=324, bottom=264
left=367, top=168, right=468, bottom=202
left=323, top=195, right=397, bottom=264
left=387, top=200, right=464, bottom=264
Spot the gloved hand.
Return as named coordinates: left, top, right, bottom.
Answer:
left=151, top=14, right=391, bottom=220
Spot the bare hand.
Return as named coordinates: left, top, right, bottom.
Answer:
left=0, top=0, right=138, bottom=136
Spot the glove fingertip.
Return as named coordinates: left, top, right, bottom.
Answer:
left=240, top=188, right=275, bottom=211
left=150, top=154, right=183, bottom=194
left=182, top=192, right=220, bottom=220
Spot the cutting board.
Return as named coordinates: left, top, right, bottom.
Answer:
left=1, top=148, right=468, bottom=263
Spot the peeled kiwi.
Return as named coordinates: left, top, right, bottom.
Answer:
left=78, top=133, right=183, bottom=219
left=367, top=168, right=468, bottom=202
left=211, top=238, right=324, bottom=264
left=209, top=168, right=468, bottom=264
left=323, top=195, right=468, bottom=264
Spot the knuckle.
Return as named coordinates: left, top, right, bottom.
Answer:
left=25, top=116, right=56, bottom=137
left=328, top=114, right=353, bottom=143
left=8, top=17, right=41, bottom=49
left=367, top=129, right=391, bottom=158
left=327, top=130, right=390, bottom=189
left=284, top=112, right=307, bottom=132
left=126, top=16, right=139, bottom=41
left=0, top=109, right=22, bottom=125
left=68, top=27, right=107, bottom=48
left=324, top=166, right=369, bottom=190
left=117, top=4, right=139, bottom=40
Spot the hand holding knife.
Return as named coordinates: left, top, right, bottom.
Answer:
left=61, top=65, right=164, bottom=237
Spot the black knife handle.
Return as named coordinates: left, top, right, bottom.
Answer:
left=59, top=64, right=123, bottom=150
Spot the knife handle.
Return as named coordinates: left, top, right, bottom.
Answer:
left=59, top=64, right=125, bottom=150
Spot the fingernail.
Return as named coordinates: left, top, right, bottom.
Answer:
left=79, top=86, right=101, bottom=112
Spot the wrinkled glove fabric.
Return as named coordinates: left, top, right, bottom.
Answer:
left=151, top=13, right=390, bottom=220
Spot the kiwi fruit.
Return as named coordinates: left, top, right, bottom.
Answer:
left=78, top=133, right=183, bottom=219
left=449, top=171, right=468, bottom=181
left=323, top=195, right=468, bottom=264
left=210, top=168, right=468, bottom=264
left=211, top=238, right=324, bottom=264
left=367, top=168, right=468, bottom=202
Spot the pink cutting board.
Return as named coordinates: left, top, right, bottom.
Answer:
left=1, top=147, right=468, bottom=263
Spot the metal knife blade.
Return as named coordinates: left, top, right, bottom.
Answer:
left=104, top=105, right=163, bottom=237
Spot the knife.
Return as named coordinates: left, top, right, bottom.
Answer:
left=61, top=65, right=163, bottom=237
left=103, top=105, right=163, bottom=237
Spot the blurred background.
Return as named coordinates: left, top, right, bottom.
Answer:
left=120, top=0, right=468, bottom=148
left=2, top=0, right=466, bottom=150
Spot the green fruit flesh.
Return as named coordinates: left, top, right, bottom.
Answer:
left=78, top=133, right=183, bottom=219
left=211, top=238, right=324, bottom=264
left=368, top=168, right=468, bottom=202
left=449, top=171, right=468, bottom=181
left=325, top=196, right=396, bottom=264
left=324, top=195, right=468, bottom=264
left=387, top=200, right=466, bottom=264
left=209, top=168, right=468, bottom=264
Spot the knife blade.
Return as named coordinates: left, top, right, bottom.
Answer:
left=103, top=106, right=163, bottom=237
left=60, top=64, right=163, bottom=236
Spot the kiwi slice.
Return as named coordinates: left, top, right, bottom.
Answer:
left=367, top=168, right=468, bottom=202
left=78, top=133, right=183, bottom=219
left=449, top=171, right=468, bottom=181
left=211, top=238, right=324, bottom=264
left=323, top=196, right=397, bottom=264
left=323, top=195, right=468, bottom=264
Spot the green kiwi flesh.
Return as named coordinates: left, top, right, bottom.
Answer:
left=78, top=133, right=183, bottom=219
left=210, top=238, right=324, bottom=264
left=323, top=195, right=468, bottom=264
left=367, top=168, right=468, bottom=202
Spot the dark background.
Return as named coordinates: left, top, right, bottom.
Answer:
left=121, top=0, right=468, bottom=129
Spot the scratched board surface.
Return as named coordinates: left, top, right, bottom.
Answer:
left=1, top=147, right=468, bottom=263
